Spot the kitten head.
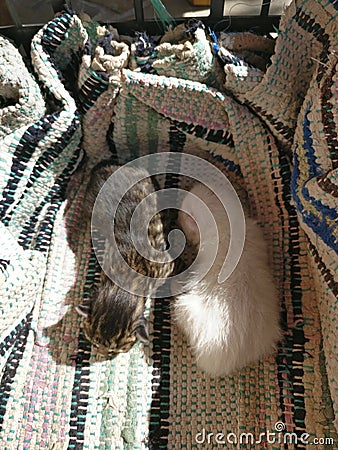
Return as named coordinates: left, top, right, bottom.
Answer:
left=76, top=278, right=149, bottom=357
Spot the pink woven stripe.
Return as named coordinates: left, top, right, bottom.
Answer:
left=23, top=347, right=67, bottom=446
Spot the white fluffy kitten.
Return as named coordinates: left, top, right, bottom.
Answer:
left=173, top=182, right=280, bottom=377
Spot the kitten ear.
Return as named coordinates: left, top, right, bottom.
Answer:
left=75, top=303, right=91, bottom=318
left=134, top=318, right=149, bottom=343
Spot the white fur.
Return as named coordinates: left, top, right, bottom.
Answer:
left=173, top=183, right=281, bottom=377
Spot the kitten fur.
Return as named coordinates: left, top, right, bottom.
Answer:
left=174, top=182, right=281, bottom=377
left=78, top=164, right=173, bottom=356
left=77, top=272, right=148, bottom=357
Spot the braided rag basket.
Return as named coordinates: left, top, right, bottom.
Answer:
left=0, top=0, right=337, bottom=448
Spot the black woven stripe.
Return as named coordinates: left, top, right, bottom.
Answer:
left=57, top=47, right=84, bottom=100
left=170, top=118, right=235, bottom=146
left=148, top=297, right=171, bottom=450
left=244, top=10, right=331, bottom=144
left=36, top=13, right=77, bottom=89
left=148, top=127, right=185, bottom=449
left=107, top=122, right=119, bottom=164
left=318, top=172, right=338, bottom=197
left=295, top=10, right=330, bottom=44
left=67, top=250, right=97, bottom=450
left=0, top=114, right=59, bottom=222
left=165, top=125, right=186, bottom=188
left=244, top=102, right=295, bottom=141
left=32, top=146, right=84, bottom=252
left=26, top=115, right=80, bottom=192
left=0, top=259, right=9, bottom=274
left=34, top=204, right=60, bottom=252
left=18, top=143, right=83, bottom=252
left=0, top=312, right=33, bottom=429
left=266, top=135, right=290, bottom=434
left=0, top=314, right=31, bottom=359
left=78, top=73, right=110, bottom=114
left=295, top=10, right=330, bottom=83
left=308, top=240, right=338, bottom=297
left=41, top=13, right=74, bottom=53
left=269, top=131, right=307, bottom=438
left=67, top=330, right=91, bottom=449
left=288, top=217, right=308, bottom=440
left=321, top=64, right=338, bottom=169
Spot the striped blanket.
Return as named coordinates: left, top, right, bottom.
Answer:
left=0, top=0, right=337, bottom=448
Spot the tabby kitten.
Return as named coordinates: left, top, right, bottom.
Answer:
left=77, top=272, right=149, bottom=357
left=77, top=163, right=173, bottom=356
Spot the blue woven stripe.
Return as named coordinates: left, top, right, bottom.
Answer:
left=211, top=154, right=244, bottom=178
left=291, top=110, right=338, bottom=252
left=327, top=0, right=338, bottom=10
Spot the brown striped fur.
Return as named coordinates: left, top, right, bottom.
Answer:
left=77, top=164, right=173, bottom=356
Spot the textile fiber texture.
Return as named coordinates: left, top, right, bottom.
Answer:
left=0, top=0, right=337, bottom=448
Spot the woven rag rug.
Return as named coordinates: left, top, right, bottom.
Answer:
left=0, top=0, right=337, bottom=448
